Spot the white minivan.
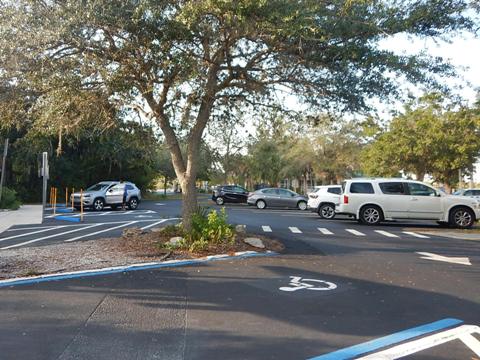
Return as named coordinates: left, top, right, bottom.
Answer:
left=337, top=178, right=480, bottom=228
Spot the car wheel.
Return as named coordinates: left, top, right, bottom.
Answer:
left=216, top=197, right=225, bottom=205
left=92, top=198, right=105, bottom=211
left=128, top=197, right=139, bottom=210
left=256, top=200, right=266, bottom=209
left=319, top=204, right=336, bottom=219
left=297, top=201, right=307, bottom=211
left=449, top=207, right=474, bottom=228
left=359, top=205, right=383, bottom=225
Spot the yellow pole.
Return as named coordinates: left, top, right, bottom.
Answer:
left=65, top=187, right=68, bottom=208
left=80, top=189, right=84, bottom=222
left=53, top=187, right=57, bottom=216
left=71, top=187, right=75, bottom=210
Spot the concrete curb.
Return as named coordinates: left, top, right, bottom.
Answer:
left=0, top=250, right=278, bottom=288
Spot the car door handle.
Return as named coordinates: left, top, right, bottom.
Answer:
left=411, top=198, right=418, bottom=201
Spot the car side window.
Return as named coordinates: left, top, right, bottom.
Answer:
left=234, top=186, right=246, bottom=193
left=474, top=190, right=480, bottom=196
left=379, top=182, right=406, bottom=195
left=463, top=190, right=473, bottom=196
left=407, top=183, right=436, bottom=196
left=126, top=184, right=134, bottom=190
left=327, top=187, right=341, bottom=194
left=350, top=182, right=374, bottom=194
left=223, top=186, right=233, bottom=191
left=278, top=189, right=293, bottom=197
left=263, top=189, right=277, bottom=195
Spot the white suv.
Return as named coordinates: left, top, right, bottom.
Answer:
left=307, top=185, right=342, bottom=219
left=337, top=178, right=480, bottom=228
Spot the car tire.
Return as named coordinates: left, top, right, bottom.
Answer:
left=359, top=205, right=383, bottom=225
left=318, top=203, right=336, bottom=219
left=449, top=207, right=475, bottom=229
left=128, top=197, right=139, bottom=210
left=216, top=197, right=225, bottom=205
left=256, top=200, right=266, bottom=209
left=92, top=198, right=105, bottom=211
left=297, top=201, right=307, bottom=211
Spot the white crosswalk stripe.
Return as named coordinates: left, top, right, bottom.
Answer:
left=374, top=230, right=399, bottom=238
left=289, top=227, right=302, bottom=234
left=262, top=226, right=272, bottom=232
left=318, top=228, right=334, bottom=235
left=346, top=229, right=366, bottom=236
left=402, top=231, right=430, bottom=239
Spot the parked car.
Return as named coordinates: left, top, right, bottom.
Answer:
left=247, top=188, right=308, bottom=210
left=453, top=188, right=480, bottom=198
left=212, top=185, right=249, bottom=205
left=337, top=178, right=480, bottom=228
left=71, top=181, right=141, bottom=211
left=307, top=185, right=342, bottom=219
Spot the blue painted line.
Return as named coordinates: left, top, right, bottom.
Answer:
left=55, top=215, right=81, bottom=223
left=0, top=251, right=277, bottom=288
left=56, top=208, right=75, bottom=213
left=308, top=318, right=463, bottom=360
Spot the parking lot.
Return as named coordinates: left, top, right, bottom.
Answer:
left=1, top=197, right=479, bottom=359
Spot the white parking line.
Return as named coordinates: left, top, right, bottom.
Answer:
left=289, top=227, right=302, bottom=234
left=318, top=228, right=334, bottom=235
left=262, top=226, right=272, bottom=232
left=346, top=229, right=365, bottom=236
left=141, top=219, right=170, bottom=230
left=64, top=221, right=137, bottom=242
left=1, top=224, right=103, bottom=250
left=0, top=226, right=66, bottom=242
left=403, top=231, right=430, bottom=239
left=374, top=230, right=399, bottom=238
left=45, top=210, right=155, bottom=218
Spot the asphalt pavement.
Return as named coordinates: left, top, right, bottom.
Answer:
left=0, top=198, right=479, bottom=359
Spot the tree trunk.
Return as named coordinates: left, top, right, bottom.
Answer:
left=181, top=175, right=198, bottom=230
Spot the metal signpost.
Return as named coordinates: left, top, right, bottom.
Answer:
left=0, top=138, right=9, bottom=204
left=41, top=152, right=49, bottom=217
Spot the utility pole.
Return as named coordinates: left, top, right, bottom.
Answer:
left=458, top=168, right=462, bottom=190
left=0, top=138, right=9, bottom=204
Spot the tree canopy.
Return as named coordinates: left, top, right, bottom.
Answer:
left=361, top=94, right=480, bottom=191
left=0, top=0, right=476, bottom=227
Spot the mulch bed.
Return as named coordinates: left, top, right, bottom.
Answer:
left=0, top=227, right=284, bottom=280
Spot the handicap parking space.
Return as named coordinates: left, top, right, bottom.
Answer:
left=1, top=253, right=478, bottom=359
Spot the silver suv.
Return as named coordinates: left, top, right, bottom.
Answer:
left=72, top=181, right=141, bottom=211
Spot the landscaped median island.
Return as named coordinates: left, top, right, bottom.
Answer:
left=0, top=208, right=284, bottom=281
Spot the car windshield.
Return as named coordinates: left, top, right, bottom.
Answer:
left=453, top=190, right=462, bottom=195
left=86, top=183, right=110, bottom=191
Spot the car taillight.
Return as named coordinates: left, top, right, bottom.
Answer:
left=343, top=195, right=349, bottom=204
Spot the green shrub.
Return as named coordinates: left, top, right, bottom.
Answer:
left=0, top=187, right=21, bottom=210
left=183, top=207, right=235, bottom=252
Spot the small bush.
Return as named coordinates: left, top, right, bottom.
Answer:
left=183, top=207, right=235, bottom=252
left=0, top=187, right=21, bottom=210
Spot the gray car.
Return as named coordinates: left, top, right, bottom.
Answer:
left=71, top=181, right=141, bottom=211
left=247, top=187, right=308, bottom=210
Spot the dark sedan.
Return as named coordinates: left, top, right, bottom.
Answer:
left=212, top=185, right=250, bottom=205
